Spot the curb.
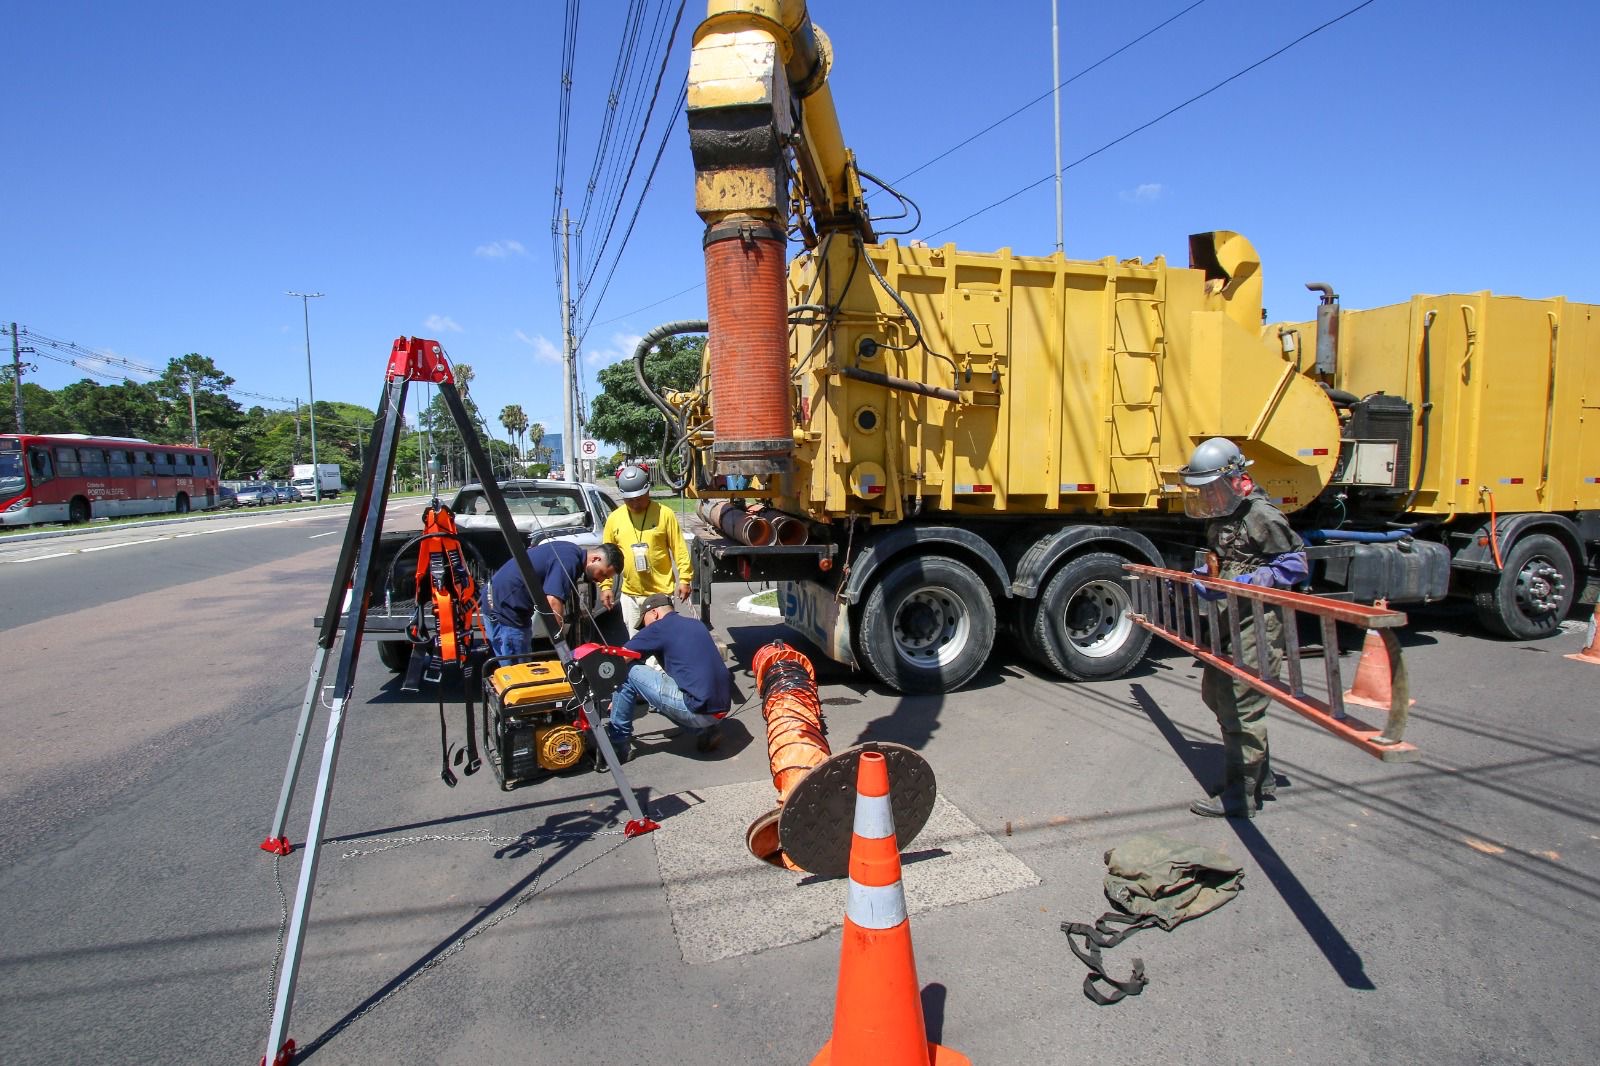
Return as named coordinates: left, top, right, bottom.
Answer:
left=736, top=591, right=782, bottom=617
left=0, top=500, right=354, bottom=545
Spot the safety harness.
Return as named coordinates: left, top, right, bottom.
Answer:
left=403, top=502, right=485, bottom=785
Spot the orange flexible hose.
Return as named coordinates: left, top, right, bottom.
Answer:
left=752, top=642, right=830, bottom=799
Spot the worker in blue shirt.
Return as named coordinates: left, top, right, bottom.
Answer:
left=599, top=593, right=731, bottom=768
left=484, top=541, right=623, bottom=659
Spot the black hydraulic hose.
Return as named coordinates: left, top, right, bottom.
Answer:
left=634, top=320, right=707, bottom=493
left=633, top=320, right=707, bottom=422
left=1398, top=309, right=1437, bottom=514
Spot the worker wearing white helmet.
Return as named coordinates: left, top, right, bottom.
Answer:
left=599, top=464, right=695, bottom=633
left=1179, top=437, right=1308, bottom=819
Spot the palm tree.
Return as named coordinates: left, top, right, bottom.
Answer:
left=528, top=422, right=546, bottom=468
left=499, top=403, right=528, bottom=470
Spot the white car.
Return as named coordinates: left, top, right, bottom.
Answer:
left=448, top=478, right=614, bottom=545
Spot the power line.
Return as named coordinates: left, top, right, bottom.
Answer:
left=576, top=80, right=687, bottom=345
left=926, top=0, right=1382, bottom=241
left=889, top=0, right=1212, bottom=189
left=579, top=0, right=687, bottom=301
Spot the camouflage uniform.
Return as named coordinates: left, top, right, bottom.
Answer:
left=1201, top=491, right=1303, bottom=802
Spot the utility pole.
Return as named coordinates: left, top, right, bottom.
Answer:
left=187, top=371, right=201, bottom=445
left=9, top=323, right=25, bottom=433
left=558, top=209, right=578, bottom=482
left=287, top=292, right=325, bottom=501
left=1052, top=0, right=1064, bottom=255
left=293, top=398, right=303, bottom=463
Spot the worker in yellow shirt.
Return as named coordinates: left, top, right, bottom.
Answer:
left=598, top=465, right=695, bottom=633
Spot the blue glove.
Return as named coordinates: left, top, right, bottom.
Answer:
left=1191, top=566, right=1228, bottom=601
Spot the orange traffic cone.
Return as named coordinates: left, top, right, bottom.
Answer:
left=1566, top=614, right=1600, bottom=665
left=812, top=751, right=969, bottom=1066
left=1343, top=627, right=1416, bottom=710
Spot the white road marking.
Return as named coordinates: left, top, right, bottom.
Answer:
left=11, top=551, right=72, bottom=563
left=309, top=530, right=339, bottom=539
left=80, top=538, right=163, bottom=552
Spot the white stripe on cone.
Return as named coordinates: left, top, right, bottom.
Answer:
left=845, top=880, right=909, bottom=930
left=852, top=790, right=896, bottom=840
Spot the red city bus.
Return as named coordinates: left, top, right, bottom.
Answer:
left=0, top=433, right=220, bottom=527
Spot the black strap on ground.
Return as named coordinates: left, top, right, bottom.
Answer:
left=1061, top=913, right=1160, bottom=1005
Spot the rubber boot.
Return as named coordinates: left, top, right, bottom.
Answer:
left=1191, top=764, right=1258, bottom=819
left=1257, top=749, right=1278, bottom=803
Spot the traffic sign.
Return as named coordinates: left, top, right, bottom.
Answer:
left=580, top=438, right=600, bottom=459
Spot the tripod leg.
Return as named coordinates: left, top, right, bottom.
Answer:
left=261, top=646, right=332, bottom=855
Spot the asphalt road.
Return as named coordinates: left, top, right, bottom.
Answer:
left=1, top=505, right=1596, bottom=1065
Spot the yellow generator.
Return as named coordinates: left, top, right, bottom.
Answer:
left=483, top=658, right=589, bottom=789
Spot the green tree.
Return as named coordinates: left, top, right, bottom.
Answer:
left=499, top=403, right=528, bottom=465
left=528, top=421, right=547, bottom=465
left=54, top=380, right=166, bottom=439
left=1, top=381, right=69, bottom=434
left=153, top=354, right=243, bottom=445
left=587, top=335, right=703, bottom=457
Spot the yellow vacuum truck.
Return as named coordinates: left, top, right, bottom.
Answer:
left=648, top=0, right=1597, bottom=692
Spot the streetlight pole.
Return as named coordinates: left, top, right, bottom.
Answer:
left=286, top=292, right=325, bottom=501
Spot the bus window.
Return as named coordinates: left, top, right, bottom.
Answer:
left=56, top=446, right=81, bottom=476
left=153, top=452, right=173, bottom=477
left=133, top=451, right=154, bottom=476
left=80, top=448, right=108, bottom=477
left=29, top=449, right=55, bottom=484
left=177, top=454, right=194, bottom=476
left=108, top=449, right=132, bottom=477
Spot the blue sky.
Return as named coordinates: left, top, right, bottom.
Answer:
left=8, top=1, right=1597, bottom=443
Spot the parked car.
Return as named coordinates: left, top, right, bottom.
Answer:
left=235, top=483, right=276, bottom=506
left=216, top=485, right=240, bottom=509
left=279, top=484, right=304, bottom=503
left=448, top=478, right=614, bottom=542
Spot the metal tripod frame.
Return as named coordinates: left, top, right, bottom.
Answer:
left=260, top=337, right=655, bottom=1066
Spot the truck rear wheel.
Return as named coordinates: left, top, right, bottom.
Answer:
left=858, top=555, right=995, bottom=693
left=1026, top=552, right=1151, bottom=681
left=1472, top=533, right=1575, bottom=640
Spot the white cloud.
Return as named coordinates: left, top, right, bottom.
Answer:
left=424, top=314, right=463, bottom=333
left=1120, top=183, right=1163, bottom=203
left=474, top=239, right=528, bottom=259
left=582, top=331, right=645, bottom=368
left=515, top=330, right=563, bottom=364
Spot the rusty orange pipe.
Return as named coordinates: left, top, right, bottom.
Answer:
left=754, top=507, right=809, bottom=546
left=700, top=499, right=775, bottom=546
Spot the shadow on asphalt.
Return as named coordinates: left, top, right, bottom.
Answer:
left=1129, top=682, right=1376, bottom=991
left=297, top=805, right=629, bottom=1060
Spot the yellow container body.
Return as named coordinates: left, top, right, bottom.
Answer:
left=764, top=234, right=1341, bottom=522
left=1300, top=294, right=1600, bottom=516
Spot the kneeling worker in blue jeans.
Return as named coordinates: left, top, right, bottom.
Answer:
left=600, top=593, right=730, bottom=769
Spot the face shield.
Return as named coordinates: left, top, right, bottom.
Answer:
left=1180, top=474, right=1247, bottom=519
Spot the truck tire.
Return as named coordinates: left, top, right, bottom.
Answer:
left=1026, top=552, right=1151, bottom=681
left=376, top=640, right=412, bottom=673
left=858, top=555, right=995, bottom=694
left=1472, top=533, right=1575, bottom=640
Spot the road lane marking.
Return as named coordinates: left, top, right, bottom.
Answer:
left=309, top=530, right=339, bottom=539
left=80, top=538, right=163, bottom=552
left=10, top=551, right=73, bottom=563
